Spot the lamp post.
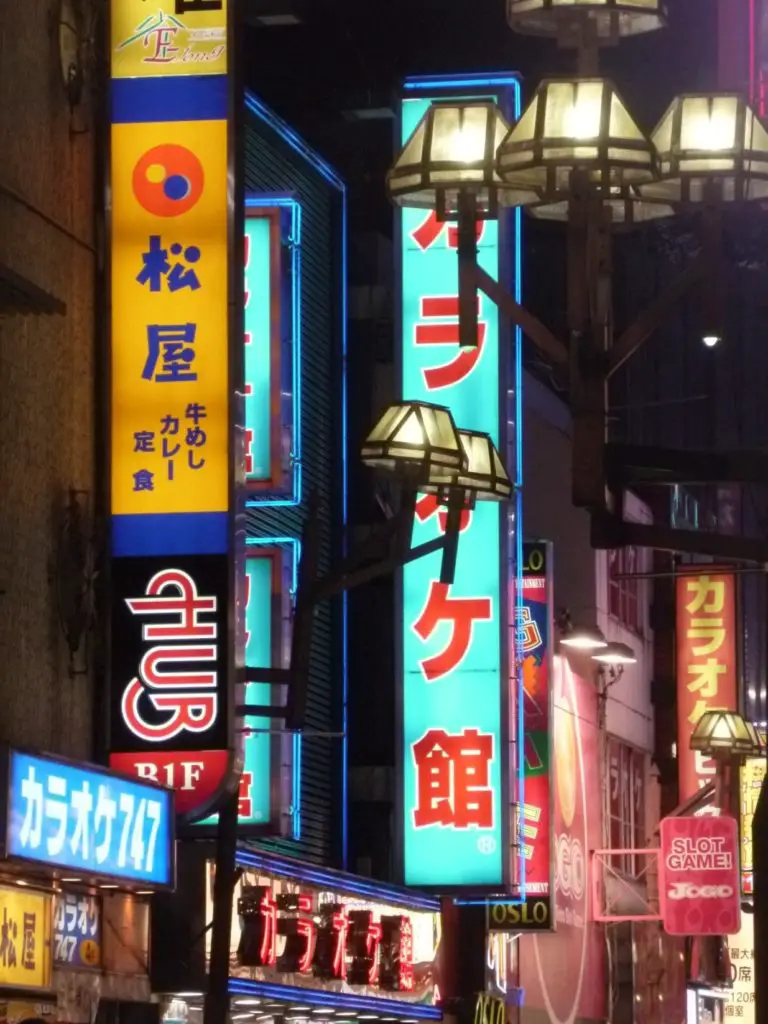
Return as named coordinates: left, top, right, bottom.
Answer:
left=385, top=1, right=768, bottom=562
left=689, top=708, right=761, bottom=813
left=204, top=401, right=513, bottom=1024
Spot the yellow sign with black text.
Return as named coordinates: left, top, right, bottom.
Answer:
left=0, top=887, right=52, bottom=991
left=740, top=757, right=766, bottom=895
left=487, top=895, right=551, bottom=932
left=111, top=117, right=229, bottom=517
left=111, top=1, right=227, bottom=79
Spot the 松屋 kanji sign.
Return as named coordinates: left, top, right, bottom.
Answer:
left=398, top=76, right=519, bottom=889
left=676, top=571, right=737, bottom=802
left=659, top=815, right=740, bottom=936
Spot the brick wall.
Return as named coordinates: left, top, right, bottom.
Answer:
left=0, top=0, right=97, bottom=758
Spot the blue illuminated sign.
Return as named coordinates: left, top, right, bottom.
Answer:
left=245, top=214, right=274, bottom=481
left=4, top=750, right=174, bottom=887
left=53, top=892, right=101, bottom=969
left=399, top=80, right=518, bottom=889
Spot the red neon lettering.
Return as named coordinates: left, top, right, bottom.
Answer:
left=238, top=771, right=253, bottom=819
left=297, top=894, right=316, bottom=973
left=411, top=210, right=486, bottom=252
left=399, top=917, right=414, bottom=991
left=333, top=906, right=350, bottom=980
left=260, top=891, right=278, bottom=966
left=412, top=580, right=492, bottom=682
left=414, top=296, right=487, bottom=391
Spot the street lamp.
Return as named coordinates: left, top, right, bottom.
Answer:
left=385, top=4, right=768, bottom=549
left=592, top=640, right=637, bottom=665
left=689, top=709, right=759, bottom=813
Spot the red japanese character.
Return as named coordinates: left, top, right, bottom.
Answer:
left=411, top=210, right=486, bottom=252
left=412, top=581, right=492, bottom=682
left=244, top=427, right=254, bottom=475
left=398, top=917, right=414, bottom=991
left=260, top=890, right=278, bottom=966
left=414, top=296, right=487, bottom=390
left=296, top=894, right=316, bottom=973
left=332, top=905, right=350, bottom=979
left=238, top=771, right=253, bottom=819
left=414, top=493, right=472, bottom=534
left=412, top=728, right=495, bottom=829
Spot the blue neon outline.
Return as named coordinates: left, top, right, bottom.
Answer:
left=245, top=196, right=302, bottom=507
left=398, top=75, right=526, bottom=895
left=235, top=846, right=441, bottom=910
left=247, top=536, right=302, bottom=840
left=404, top=73, right=521, bottom=91
left=228, top=981, right=442, bottom=1019
left=245, top=93, right=348, bottom=867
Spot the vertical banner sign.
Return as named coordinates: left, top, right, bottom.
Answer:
left=108, top=0, right=241, bottom=821
left=399, top=77, right=514, bottom=889
left=675, top=571, right=737, bottom=802
left=739, top=757, right=765, bottom=895
left=659, top=815, right=741, bottom=936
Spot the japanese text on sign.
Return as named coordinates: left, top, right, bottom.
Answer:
left=739, top=758, right=765, bottom=895
left=0, top=886, right=51, bottom=990
left=6, top=750, right=173, bottom=886
left=675, top=572, right=738, bottom=802
left=53, top=893, right=101, bottom=969
left=400, top=86, right=511, bottom=889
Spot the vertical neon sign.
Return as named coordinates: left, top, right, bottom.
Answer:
left=398, top=75, right=519, bottom=889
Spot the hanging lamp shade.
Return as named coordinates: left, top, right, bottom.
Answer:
left=689, top=708, right=754, bottom=759
left=529, top=186, right=673, bottom=223
left=744, top=719, right=764, bottom=758
left=506, top=0, right=666, bottom=38
left=360, top=401, right=464, bottom=479
left=497, top=79, right=658, bottom=197
left=639, top=93, right=768, bottom=203
left=386, top=100, right=540, bottom=216
left=422, top=429, right=513, bottom=501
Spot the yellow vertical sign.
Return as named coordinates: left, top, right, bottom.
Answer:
left=739, top=757, right=766, bottom=895
left=0, top=887, right=52, bottom=990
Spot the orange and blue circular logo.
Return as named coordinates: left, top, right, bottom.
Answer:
left=132, top=144, right=204, bottom=217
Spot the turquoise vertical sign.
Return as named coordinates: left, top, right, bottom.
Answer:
left=197, top=554, right=272, bottom=826
left=244, top=215, right=272, bottom=481
left=400, top=90, right=506, bottom=888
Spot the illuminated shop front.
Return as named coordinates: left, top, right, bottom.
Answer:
left=0, top=747, right=174, bottom=1024
left=160, top=850, right=441, bottom=1024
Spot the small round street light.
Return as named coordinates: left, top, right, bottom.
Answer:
left=702, top=333, right=721, bottom=348
left=559, top=622, right=608, bottom=651
left=592, top=640, right=637, bottom=665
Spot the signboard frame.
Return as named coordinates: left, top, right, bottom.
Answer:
left=0, top=745, right=176, bottom=890
left=394, top=72, right=520, bottom=894
left=105, top=0, right=245, bottom=824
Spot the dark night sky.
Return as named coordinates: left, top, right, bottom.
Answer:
left=244, top=0, right=718, bottom=230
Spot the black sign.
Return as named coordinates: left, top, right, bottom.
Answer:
left=487, top=895, right=551, bottom=932
left=110, top=554, right=230, bottom=753
left=522, top=541, right=548, bottom=579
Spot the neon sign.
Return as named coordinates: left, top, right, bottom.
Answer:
left=398, top=76, right=519, bottom=889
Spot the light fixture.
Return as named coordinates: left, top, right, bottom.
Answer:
left=559, top=622, right=608, bottom=651
left=422, top=429, right=513, bottom=501
left=744, top=720, right=764, bottom=757
left=529, top=186, right=673, bottom=223
left=592, top=640, right=637, bottom=664
left=15, top=880, right=29, bottom=887
left=702, top=333, right=721, bottom=348
left=360, top=401, right=464, bottom=481
left=387, top=100, right=539, bottom=217
left=689, top=708, right=755, bottom=758
left=497, top=79, right=658, bottom=198
left=639, top=93, right=768, bottom=204
left=99, top=884, right=119, bottom=890
left=60, top=877, right=82, bottom=883
left=506, top=0, right=666, bottom=39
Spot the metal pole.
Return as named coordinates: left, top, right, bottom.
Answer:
left=204, top=789, right=239, bottom=1024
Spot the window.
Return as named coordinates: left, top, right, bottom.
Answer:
left=608, top=546, right=643, bottom=635
left=607, top=739, right=646, bottom=876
